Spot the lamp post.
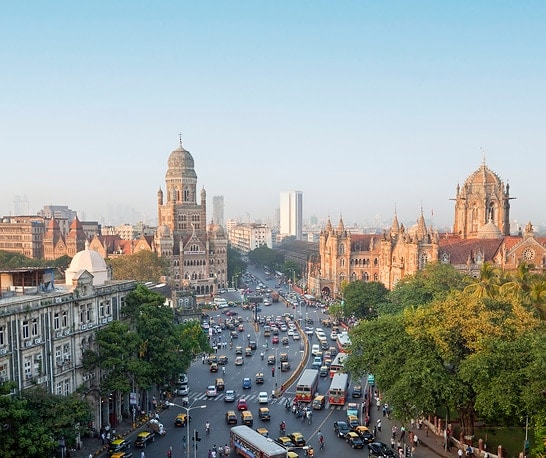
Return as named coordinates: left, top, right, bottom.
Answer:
left=167, top=401, right=206, bottom=458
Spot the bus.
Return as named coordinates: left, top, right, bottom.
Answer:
left=230, top=425, right=287, bottom=458
left=336, top=332, right=351, bottom=353
left=295, top=369, right=319, bottom=403
left=329, top=352, right=347, bottom=378
left=328, top=373, right=349, bottom=406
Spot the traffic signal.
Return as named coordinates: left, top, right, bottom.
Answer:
left=194, top=430, right=201, bottom=442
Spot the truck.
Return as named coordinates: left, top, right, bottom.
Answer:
left=271, top=292, right=279, bottom=303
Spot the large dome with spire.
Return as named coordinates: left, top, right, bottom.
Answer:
left=166, top=141, right=197, bottom=181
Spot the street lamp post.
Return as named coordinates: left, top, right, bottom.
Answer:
left=166, top=402, right=206, bottom=458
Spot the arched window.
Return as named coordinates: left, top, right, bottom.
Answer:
left=340, top=258, right=345, bottom=267
left=373, top=258, right=378, bottom=266
left=351, top=272, right=357, bottom=282
left=363, top=272, right=369, bottom=282
left=184, top=187, right=190, bottom=202
left=339, top=244, right=345, bottom=255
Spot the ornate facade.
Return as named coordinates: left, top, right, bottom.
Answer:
left=308, top=162, right=546, bottom=297
left=154, top=141, right=228, bottom=294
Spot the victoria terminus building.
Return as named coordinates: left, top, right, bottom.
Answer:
left=307, top=161, right=546, bottom=298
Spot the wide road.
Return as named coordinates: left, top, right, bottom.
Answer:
left=101, top=267, right=379, bottom=457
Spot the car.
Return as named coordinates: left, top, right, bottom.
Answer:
left=255, top=373, right=265, bottom=384
left=176, top=384, right=190, bottom=396
left=225, top=410, right=238, bottom=425
left=334, top=421, right=351, bottom=438
left=224, top=389, right=235, bottom=402
left=108, top=439, right=132, bottom=454
left=235, top=356, right=244, bottom=366
left=287, top=329, right=294, bottom=336
left=312, top=356, right=322, bottom=369
left=218, top=355, right=228, bottom=365
left=280, top=324, right=288, bottom=332
left=352, top=385, right=362, bottom=398
left=347, top=415, right=360, bottom=430
left=174, top=412, right=189, bottom=427
left=330, top=331, right=338, bottom=340
left=178, top=373, right=188, bottom=384
left=242, top=377, right=252, bottom=389
left=281, top=361, right=291, bottom=372
left=368, top=441, right=396, bottom=457
left=267, top=355, right=276, bottom=365
left=230, top=330, right=238, bottom=339
left=288, top=432, right=306, bottom=447
left=276, top=437, right=295, bottom=448
left=272, top=336, right=279, bottom=344
left=292, top=333, right=300, bottom=341
left=256, top=427, right=269, bottom=437
left=319, top=366, right=329, bottom=377
left=245, top=347, right=252, bottom=356
left=279, top=352, right=288, bottom=362
left=346, top=431, right=365, bottom=449
left=354, top=425, right=375, bottom=444
left=134, top=431, right=155, bottom=448
left=237, top=398, right=248, bottom=411
left=110, top=452, right=133, bottom=458
left=238, top=324, right=245, bottom=332
left=258, top=407, right=270, bottom=421
left=206, top=385, right=217, bottom=397
left=235, top=345, right=243, bottom=355
left=258, top=391, right=268, bottom=404
left=209, top=362, right=218, bottom=373
left=281, top=336, right=289, bottom=345
left=249, top=340, right=257, bottom=350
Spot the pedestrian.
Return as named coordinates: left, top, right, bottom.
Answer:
left=410, top=418, right=415, bottom=429
left=141, top=452, right=145, bottom=458
left=392, top=425, right=397, bottom=439
left=202, top=354, right=205, bottom=364
left=100, top=431, right=105, bottom=445
left=272, top=367, right=275, bottom=377
left=376, top=398, right=381, bottom=411
left=458, top=448, right=463, bottom=457
left=408, top=431, right=414, bottom=446
left=377, top=419, right=382, bottom=432
left=413, top=433, right=418, bottom=447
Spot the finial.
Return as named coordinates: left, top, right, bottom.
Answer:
left=480, top=146, right=486, bottom=166
left=179, top=133, right=183, bottom=146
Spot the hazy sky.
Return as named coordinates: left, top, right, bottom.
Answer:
left=2, top=1, right=545, bottom=230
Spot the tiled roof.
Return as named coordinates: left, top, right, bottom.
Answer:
left=438, top=238, right=504, bottom=264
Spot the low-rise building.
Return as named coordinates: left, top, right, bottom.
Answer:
left=227, top=223, right=272, bottom=253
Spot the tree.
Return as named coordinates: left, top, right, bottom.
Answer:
left=227, top=244, right=247, bottom=285
left=108, top=251, right=168, bottom=282
left=248, top=246, right=284, bottom=271
left=341, top=281, right=389, bottom=319
left=463, top=263, right=502, bottom=299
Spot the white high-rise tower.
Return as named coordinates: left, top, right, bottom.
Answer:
left=280, top=190, right=303, bottom=240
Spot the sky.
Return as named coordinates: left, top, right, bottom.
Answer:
left=2, top=1, right=545, bottom=231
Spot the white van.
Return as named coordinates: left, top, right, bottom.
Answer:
left=214, top=298, right=228, bottom=308
left=311, top=344, right=321, bottom=356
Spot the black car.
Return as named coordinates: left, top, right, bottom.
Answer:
left=230, top=330, right=238, bottom=339
left=368, top=441, right=396, bottom=457
left=249, top=341, right=257, bottom=350
left=334, top=421, right=351, bottom=438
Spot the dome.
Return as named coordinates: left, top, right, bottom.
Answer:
left=463, top=163, right=503, bottom=192
left=65, top=242, right=109, bottom=285
left=166, top=143, right=197, bottom=181
left=208, top=222, right=225, bottom=238
left=477, top=220, right=503, bottom=239
left=157, top=224, right=171, bottom=237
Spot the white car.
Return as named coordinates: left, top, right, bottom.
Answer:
left=330, top=331, right=338, bottom=340
left=176, top=384, right=190, bottom=396
left=292, top=333, right=300, bottom=341
left=258, top=391, right=269, bottom=404
left=287, top=330, right=294, bottom=336
left=206, top=385, right=217, bottom=397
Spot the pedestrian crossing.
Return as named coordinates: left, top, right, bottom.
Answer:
left=177, top=391, right=348, bottom=410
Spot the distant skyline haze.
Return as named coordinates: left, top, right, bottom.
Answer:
left=1, top=1, right=545, bottom=230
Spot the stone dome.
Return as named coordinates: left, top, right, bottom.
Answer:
left=463, top=163, right=503, bottom=192
left=157, top=224, right=171, bottom=237
left=477, top=219, right=503, bottom=239
left=208, top=222, right=225, bottom=238
left=166, top=143, right=197, bottom=181
left=65, top=242, right=109, bottom=285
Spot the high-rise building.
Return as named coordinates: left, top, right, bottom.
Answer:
left=213, top=195, right=225, bottom=227
left=227, top=223, right=272, bottom=253
left=280, top=191, right=303, bottom=241
left=154, top=140, right=228, bottom=294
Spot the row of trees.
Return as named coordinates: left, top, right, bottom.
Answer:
left=343, top=263, right=546, bottom=456
left=247, top=245, right=303, bottom=280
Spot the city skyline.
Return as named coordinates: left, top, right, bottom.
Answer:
left=2, top=2, right=545, bottom=229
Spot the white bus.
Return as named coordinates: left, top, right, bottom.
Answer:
left=295, top=368, right=319, bottom=403
left=230, top=425, right=287, bottom=458
left=328, top=372, right=349, bottom=406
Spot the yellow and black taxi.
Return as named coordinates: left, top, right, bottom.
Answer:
left=110, top=452, right=133, bottom=458
left=209, top=362, right=219, bottom=373
left=312, top=395, right=325, bottom=410
left=288, top=431, right=306, bottom=447
left=207, top=354, right=217, bottom=364
left=218, top=355, right=228, bottom=365
left=215, top=377, right=225, bottom=391
left=225, top=410, right=238, bottom=425
left=108, top=438, right=132, bottom=455
left=255, top=372, right=265, bottom=384
left=279, top=352, right=288, bottom=362
left=245, top=346, right=252, bottom=356
left=256, top=427, right=269, bottom=437
left=241, top=410, right=253, bottom=426
left=345, top=431, right=365, bottom=449
left=281, top=361, right=291, bottom=372
left=174, top=412, right=188, bottom=427
left=134, top=431, right=155, bottom=447
left=258, top=407, right=270, bottom=421
left=235, top=345, right=243, bottom=355
left=276, top=436, right=295, bottom=448
left=354, top=425, right=374, bottom=444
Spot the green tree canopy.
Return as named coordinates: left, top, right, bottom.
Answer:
left=108, top=251, right=168, bottom=282
left=341, top=281, right=389, bottom=319
left=248, top=246, right=284, bottom=271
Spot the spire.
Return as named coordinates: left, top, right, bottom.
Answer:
left=325, top=217, right=333, bottom=232
left=416, top=207, right=427, bottom=240
left=337, top=214, right=345, bottom=233
left=390, top=207, right=400, bottom=236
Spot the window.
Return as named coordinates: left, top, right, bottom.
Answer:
left=24, top=357, right=31, bottom=376
left=362, top=272, right=369, bottom=282
left=22, top=320, right=29, bottom=339
left=55, top=346, right=61, bottom=360
left=56, top=381, right=63, bottom=395
left=339, top=244, right=345, bottom=255
left=99, top=302, right=105, bottom=317
left=32, top=318, right=38, bottom=336
left=0, top=326, right=4, bottom=346
left=62, top=311, right=68, bottom=327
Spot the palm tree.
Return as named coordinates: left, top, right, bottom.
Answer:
left=528, top=276, right=546, bottom=320
left=463, top=263, right=501, bottom=299
left=499, top=262, right=533, bottom=301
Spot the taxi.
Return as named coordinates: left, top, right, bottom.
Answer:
left=288, top=431, right=306, bottom=447
left=347, top=414, right=360, bottom=430
left=281, top=361, right=291, bottom=372
left=256, top=427, right=269, bottom=437
left=345, top=431, right=364, bottom=449
left=354, top=425, right=375, bottom=444
left=245, top=347, right=252, bottom=356
left=258, top=407, right=270, bottom=421
left=215, top=377, right=225, bottom=391
left=235, top=345, right=243, bottom=355
left=108, top=439, right=132, bottom=455
left=209, top=362, right=218, bottom=373
left=110, top=452, right=133, bottom=458
left=134, top=431, right=155, bottom=447
left=241, top=410, right=253, bottom=426
left=267, top=355, right=276, bottom=365
left=312, top=395, right=325, bottom=410
left=255, top=372, right=265, bottom=384
left=276, top=436, right=295, bottom=448
left=174, top=412, right=188, bottom=427
left=279, top=352, right=288, bottom=362
left=225, top=410, right=238, bottom=425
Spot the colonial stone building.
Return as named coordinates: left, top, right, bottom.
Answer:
left=308, top=162, right=546, bottom=297
left=154, top=140, right=228, bottom=294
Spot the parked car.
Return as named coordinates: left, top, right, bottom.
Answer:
left=134, top=431, right=155, bottom=448
left=368, top=441, right=396, bottom=457
left=224, top=389, right=235, bottom=402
